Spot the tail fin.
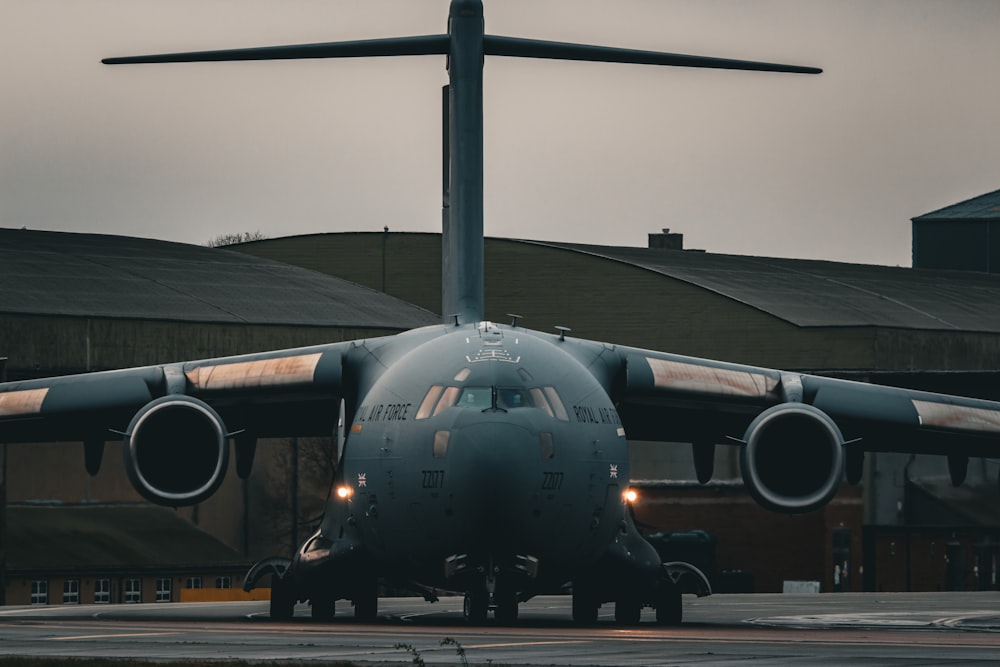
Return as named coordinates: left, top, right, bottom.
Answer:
left=103, top=0, right=820, bottom=325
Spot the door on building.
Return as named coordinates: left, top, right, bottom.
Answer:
left=832, top=528, right=851, bottom=592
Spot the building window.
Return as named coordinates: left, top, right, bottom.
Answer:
left=62, top=580, right=80, bottom=605
left=215, top=576, right=231, bottom=589
left=94, top=579, right=111, bottom=604
left=185, top=576, right=202, bottom=589
left=125, top=578, right=142, bottom=603
left=156, top=578, right=172, bottom=603
left=30, top=580, right=48, bottom=605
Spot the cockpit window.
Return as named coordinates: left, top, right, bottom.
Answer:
left=497, top=387, right=528, bottom=409
left=457, top=386, right=492, bottom=408
left=528, top=389, right=551, bottom=417
left=433, top=386, right=462, bottom=416
left=415, top=383, right=569, bottom=420
left=415, top=385, right=445, bottom=420
left=542, top=386, right=570, bottom=421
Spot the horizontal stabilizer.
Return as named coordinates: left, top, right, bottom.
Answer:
left=102, top=34, right=450, bottom=65
left=483, top=35, right=821, bottom=74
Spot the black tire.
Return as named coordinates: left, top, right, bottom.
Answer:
left=463, top=590, right=488, bottom=624
left=311, top=592, right=336, bottom=621
left=614, top=596, right=642, bottom=626
left=655, top=586, right=683, bottom=625
left=494, top=589, right=519, bottom=625
left=571, top=588, right=599, bottom=625
left=269, top=574, right=296, bottom=620
left=354, top=584, right=378, bottom=622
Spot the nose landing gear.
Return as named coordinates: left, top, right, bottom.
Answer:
left=463, top=587, right=489, bottom=623
left=459, top=557, right=527, bottom=624
left=462, top=586, right=520, bottom=624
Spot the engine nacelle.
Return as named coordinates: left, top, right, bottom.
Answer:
left=739, top=403, right=844, bottom=514
left=122, top=395, right=229, bottom=506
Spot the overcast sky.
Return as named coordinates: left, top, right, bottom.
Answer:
left=2, top=0, right=998, bottom=266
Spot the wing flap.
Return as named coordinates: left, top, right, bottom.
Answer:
left=625, top=353, right=781, bottom=404
left=0, top=388, right=48, bottom=417
left=911, top=400, right=1000, bottom=434
left=185, top=352, right=324, bottom=392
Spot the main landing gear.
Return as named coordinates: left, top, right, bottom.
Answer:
left=571, top=578, right=686, bottom=626
left=270, top=573, right=296, bottom=620
left=308, top=574, right=379, bottom=622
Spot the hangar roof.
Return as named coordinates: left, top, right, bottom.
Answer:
left=6, top=504, right=248, bottom=573
left=531, top=241, right=1000, bottom=332
left=912, top=188, right=1000, bottom=222
left=0, top=228, right=437, bottom=328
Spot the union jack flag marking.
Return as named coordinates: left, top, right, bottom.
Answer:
left=357, top=472, right=367, bottom=488
left=609, top=464, right=618, bottom=479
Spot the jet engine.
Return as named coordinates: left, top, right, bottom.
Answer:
left=122, top=395, right=229, bottom=506
left=739, top=403, right=844, bottom=514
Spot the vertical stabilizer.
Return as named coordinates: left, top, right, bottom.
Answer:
left=442, top=1, right=486, bottom=324
left=102, top=0, right=819, bottom=326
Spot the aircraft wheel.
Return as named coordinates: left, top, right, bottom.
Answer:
left=354, top=584, right=378, bottom=622
left=463, top=590, right=488, bottom=624
left=614, top=596, right=642, bottom=626
left=269, top=575, right=295, bottom=620
left=655, top=586, right=682, bottom=625
left=571, top=589, right=599, bottom=625
left=311, top=592, right=336, bottom=621
left=494, top=590, right=519, bottom=625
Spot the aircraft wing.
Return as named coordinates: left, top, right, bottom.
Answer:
left=0, top=341, right=358, bottom=445
left=0, top=339, right=375, bottom=505
left=609, top=344, right=1000, bottom=512
left=615, top=345, right=1000, bottom=457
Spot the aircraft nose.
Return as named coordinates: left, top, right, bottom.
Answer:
left=448, top=420, right=539, bottom=545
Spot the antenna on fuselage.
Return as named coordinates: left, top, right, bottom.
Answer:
left=102, top=0, right=820, bottom=326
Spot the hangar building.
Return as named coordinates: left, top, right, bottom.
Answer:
left=0, top=227, right=438, bottom=605
left=912, top=188, right=1000, bottom=273
left=4, top=213, right=1000, bottom=602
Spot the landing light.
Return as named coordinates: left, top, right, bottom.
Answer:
left=623, top=488, right=638, bottom=504
left=336, top=485, right=353, bottom=500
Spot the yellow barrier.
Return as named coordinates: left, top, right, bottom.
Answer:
left=179, top=587, right=271, bottom=602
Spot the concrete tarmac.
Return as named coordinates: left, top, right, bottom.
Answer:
left=1, top=592, right=998, bottom=665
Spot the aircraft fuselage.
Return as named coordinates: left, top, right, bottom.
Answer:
left=316, top=321, right=634, bottom=595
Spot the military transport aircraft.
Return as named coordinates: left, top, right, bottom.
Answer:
left=2, top=0, right=999, bottom=625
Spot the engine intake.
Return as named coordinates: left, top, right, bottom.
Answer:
left=739, top=403, right=844, bottom=514
left=123, top=395, right=229, bottom=506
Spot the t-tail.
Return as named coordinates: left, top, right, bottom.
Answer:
left=103, top=0, right=820, bottom=325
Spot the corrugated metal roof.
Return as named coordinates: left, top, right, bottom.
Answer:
left=531, top=241, right=1000, bottom=332
left=7, top=504, right=248, bottom=572
left=910, top=480, right=1000, bottom=526
left=0, top=228, right=438, bottom=328
left=912, top=188, right=1000, bottom=222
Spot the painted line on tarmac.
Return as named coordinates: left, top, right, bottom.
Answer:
left=464, top=640, right=590, bottom=649
left=749, top=610, right=1000, bottom=632
left=51, top=632, right=182, bottom=641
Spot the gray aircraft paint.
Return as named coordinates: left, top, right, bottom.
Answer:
left=3, top=0, right=999, bottom=625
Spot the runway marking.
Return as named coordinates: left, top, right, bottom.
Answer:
left=751, top=610, right=1000, bottom=631
left=51, top=632, right=181, bottom=641
left=464, top=640, right=589, bottom=649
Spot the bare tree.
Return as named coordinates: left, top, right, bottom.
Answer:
left=253, top=436, right=336, bottom=558
left=206, top=231, right=268, bottom=247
